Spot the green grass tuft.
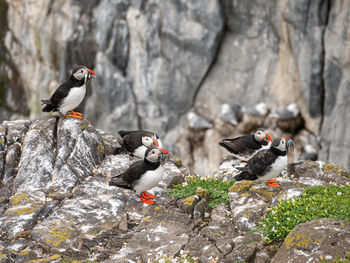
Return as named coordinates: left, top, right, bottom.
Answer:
left=260, top=185, right=350, bottom=242
left=167, top=177, right=236, bottom=209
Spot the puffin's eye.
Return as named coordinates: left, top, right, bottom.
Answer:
left=81, top=70, right=84, bottom=73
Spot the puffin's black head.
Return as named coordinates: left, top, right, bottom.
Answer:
left=144, top=146, right=169, bottom=163
left=72, top=65, right=95, bottom=83
left=271, top=137, right=294, bottom=152
left=253, top=128, right=272, bottom=145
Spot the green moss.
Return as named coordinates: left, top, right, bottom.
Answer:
left=260, top=185, right=350, bottom=242
left=167, top=177, right=235, bottom=209
left=322, top=162, right=349, bottom=178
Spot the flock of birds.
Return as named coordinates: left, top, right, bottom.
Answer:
left=41, top=65, right=294, bottom=205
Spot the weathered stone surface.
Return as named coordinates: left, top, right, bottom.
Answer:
left=224, top=233, right=262, bottom=263
left=271, top=219, right=350, bottom=263
left=201, top=204, right=235, bottom=255
left=31, top=176, right=126, bottom=253
left=0, top=118, right=349, bottom=262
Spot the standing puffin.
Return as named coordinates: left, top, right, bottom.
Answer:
left=41, top=65, right=95, bottom=119
left=234, top=137, right=293, bottom=187
left=118, top=130, right=162, bottom=158
left=219, top=128, right=272, bottom=161
left=109, top=146, right=169, bottom=205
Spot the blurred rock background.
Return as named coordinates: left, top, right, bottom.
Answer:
left=0, top=0, right=349, bottom=174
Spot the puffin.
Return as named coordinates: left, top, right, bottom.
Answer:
left=109, top=146, right=169, bottom=205
left=41, top=65, right=95, bottom=119
left=219, top=128, right=272, bottom=161
left=118, top=130, right=162, bottom=158
left=234, top=137, right=293, bottom=187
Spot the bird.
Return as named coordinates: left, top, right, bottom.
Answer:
left=109, top=146, right=170, bottom=205
left=220, top=103, right=240, bottom=126
left=219, top=128, right=272, bottom=161
left=41, top=65, right=95, bottom=119
left=268, top=103, right=304, bottom=134
left=187, top=112, right=213, bottom=130
left=118, top=130, right=162, bottom=158
left=234, top=137, right=294, bottom=187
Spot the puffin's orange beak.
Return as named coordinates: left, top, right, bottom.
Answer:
left=160, top=148, right=169, bottom=155
left=283, top=136, right=291, bottom=140
left=87, top=68, right=95, bottom=75
left=266, top=132, right=272, bottom=142
left=152, top=136, right=159, bottom=147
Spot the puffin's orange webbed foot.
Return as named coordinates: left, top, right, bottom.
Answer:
left=139, top=194, right=155, bottom=205
left=70, top=110, right=83, bottom=116
left=64, top=110, right=83, bottom=119
left=142, top=192, right=156, bottom=199
left=266, top=179, right=280, bottom=187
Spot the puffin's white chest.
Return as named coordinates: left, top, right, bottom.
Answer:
left=256, top=155, right=287, bottom=182
left=134, top=166, right=164, bottom=193
left=133, top=146, right=148, bottom=158
left=59, top=85, right=86, bottom=114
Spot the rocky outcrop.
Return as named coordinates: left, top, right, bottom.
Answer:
left=1, top=0, right=350, bottom=173
left=0, top=118, right=349, bottom=262
left=271, top=219, right=350, bottom=263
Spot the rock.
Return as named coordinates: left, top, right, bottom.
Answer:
left=108, top=204, right=194, bottom=262
left=0, top=118, right=349, bottom=262
left=177, top=195, right=200, bottom=214
left=201, top=204, right=235, bottom=255
left=193, top=198, right=211, bottom=221
left=287, top=160, right=349, bottom=186
left=31, top=177, right=126, bottom=253
left=271, top=219, right=350, bottom=263
left=184, top=235, right=222, bottom=263
left=224, top=232, right=262, bottom=263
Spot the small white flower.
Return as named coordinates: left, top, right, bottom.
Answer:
left=337, top=192, right=342, bottom=196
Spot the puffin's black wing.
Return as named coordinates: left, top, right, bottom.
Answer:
left=42, top=82, right=70, bottom=112
left=109, top=160, right=152, bottom=190
left=247, top=150, right=277, bottom=175
left=234, top=149, right=277, bottom=181
left=119, top=130, right=154, bottom=138
left=219, top=134, right=260, bottom=154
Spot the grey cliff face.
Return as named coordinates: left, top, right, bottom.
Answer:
left=0, top=0, right=349, bottom=172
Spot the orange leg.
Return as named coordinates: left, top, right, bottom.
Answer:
left=64, top=110, right=83, bottom=119
left=139, top=194, right=155, bottom=205
left=142, top=192, right=156, bottom=199
left=266, top=179, right=280, bottom=187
